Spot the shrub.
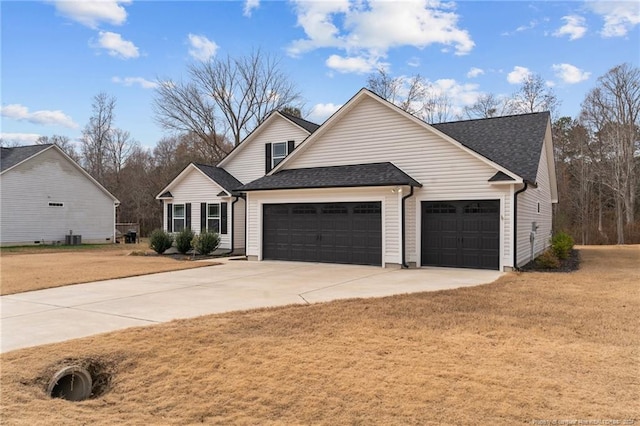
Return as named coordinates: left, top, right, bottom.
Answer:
left=149, top=229, right=173, bottom=254
left=536, top=249, right=560, bottom=269
left=175, top=228, right=195, bottom=254
left=552, top=232, right=574, bottom=260
left=193, top=231, right=220, bottom=255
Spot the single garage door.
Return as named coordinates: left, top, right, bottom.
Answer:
left=421, top=200, right=500, bottom=270
left=263, top=202, right=382, bottom=266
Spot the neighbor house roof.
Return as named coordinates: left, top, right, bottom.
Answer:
left=1, top=143, right=119, bottom=203
left=1, top=144, right=51, bottom=173
left=279, top=111, right=321, bottom=134
left=432, top=112, right=550, bottom=184
left=193, top=163, right=243, bottom=194
left=237, top=162, right=422, bottom=191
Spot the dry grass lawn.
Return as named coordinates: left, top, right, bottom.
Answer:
left=1, top=246, right=638, bottom=425
left=0, top=242, right=216, bottom=295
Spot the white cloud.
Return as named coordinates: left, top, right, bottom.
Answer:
left=507, top=66, right=532, bottom=84
left=552, top=63, right=591, bottom=84
left=326, top=54, right=379, bottom=74
left=1, top=104, right=78, bottom=128
left=112, top=76, right=158, bottom=89
left=243, top=0, right=260, bottom=17
left=0, top=133, right=42, bottom=144
left=308, top=103, right=342, bottom=123
left=587, top=1, right=640, bottom=37
left=407, top=57, right=421, bottom=67
left=466, top=67, right=484, bottom=78
left=288, top=0, right=474, bottom=74
left=429, top=79, right=481, bottom=106
left=51, top=0, right=130, bottom=29
left=553, top=15, right=587, bottom=40
left=94, top=31, right=139, bottom=59
left=188, top=34, right=218, bottom=61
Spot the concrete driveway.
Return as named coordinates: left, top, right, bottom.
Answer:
left=0, top=259, right=502, bottom=353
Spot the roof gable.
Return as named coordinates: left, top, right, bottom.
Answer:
left=1, top=144, right=51, bottom=173
left=270, top=89, right=526, bottom=181
left=1, top=144, right=119, bottom=203
left=217, top=110, right=318, bottom=169
left=155, top=162, right=243, bottom=199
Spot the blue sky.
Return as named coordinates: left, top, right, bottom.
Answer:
left=1, top=0, right=639, bottom=149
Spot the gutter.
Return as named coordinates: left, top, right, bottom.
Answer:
left=513, top=182, right=528, bottom=270
left=401, top=186, right=415, bottom=268
left=227, top=195, right=242, bottom=256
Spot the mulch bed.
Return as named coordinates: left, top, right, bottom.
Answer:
left=520, top=249, right=580, bottom=272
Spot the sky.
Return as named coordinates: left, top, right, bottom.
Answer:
left=1, top=0, right=639, bottom=150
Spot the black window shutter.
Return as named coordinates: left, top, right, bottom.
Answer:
left=265, top=143, right=272, bottom=174
left=186, top=203, right=191, bottom=230
left=287, top=140, right=295, bottom=156
left=167, top=203, right=173, bottom=233
left=201, top=203, right=207, bottom=232
left=221, top=202, right=228, bottom=234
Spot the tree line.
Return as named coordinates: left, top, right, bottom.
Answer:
left=2, top=52, right=637, bottom=244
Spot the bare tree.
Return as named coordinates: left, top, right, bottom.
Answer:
left=80, top=93, right=116, bottom=182
left=510, top=74, right=560, bottom=117
left=581, top=64, right=640, bottom=244
left=36, top=135, right=80, bottom=162
left=463, top=93, right=512, bottom=119
left=366, top=68, right=426, bottom=116
left=422, top=88, right=453, bottom=124
left=154, top=49, right=302, bottom=154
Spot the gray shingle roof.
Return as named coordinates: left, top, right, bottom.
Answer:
left=1, top=144, right=51, bottom=172
left=432, top=112, right=550, bottom=183
left=237, top=162, right=421, bottom=191
left=193, top=163, right=243, bottom=194
left=279, top=111, right=321, bottom=133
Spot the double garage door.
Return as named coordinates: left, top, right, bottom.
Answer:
left=421, top=200, right=500, bottom=270
left=263, top=202, right=382, bottom=266
left=262, top=199, right=500, bottom=270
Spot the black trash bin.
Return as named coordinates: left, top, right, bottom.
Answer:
left=125, top=232, right=137, bottom=244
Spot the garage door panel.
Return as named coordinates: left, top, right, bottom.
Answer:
left=422, top=200, right=499, bottom=270
left=263, top=202, right=381, bottom=266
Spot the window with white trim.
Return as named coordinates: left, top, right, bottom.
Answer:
left=272, top=142, right=287, bottom=168
left=207, top=203, right=220, bottom=233
left=173, top=204, right=185, bottom=232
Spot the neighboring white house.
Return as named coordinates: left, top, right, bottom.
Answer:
left=0, top=144, right=120, bottom=246
left=157, top=89, right=557, bottom=270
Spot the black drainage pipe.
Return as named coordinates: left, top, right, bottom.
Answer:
left=401, top=185, right=415, bottom=268
left=513, top=182, right=528, bottom=271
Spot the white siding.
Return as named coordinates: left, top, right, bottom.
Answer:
left=222, top=116, right=310, bottom=184
left=516, top=132, right=554, bottom=266
left=246, top=187, right=401, bottom=266
left=1, top=148, right=116, bottom=246
left=162, top=167, right=234, bottom=249
left=284, top=96, right=513, bottom=269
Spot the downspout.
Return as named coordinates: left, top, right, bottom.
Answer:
left=227, top=195, right=241, bottom=256
left=401, top=186, right=415, bottom=268
left=513, top=182, right=528, bottom=270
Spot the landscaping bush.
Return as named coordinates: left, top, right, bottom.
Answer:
left=149, top=229, right=173, bottom=254
left=175, top=228, right=195, bottom=254
left=193, top=231, right=220, bottom=255
left=552, top=231, right=574, bottom=260
left=535, top=249, right=560, bottom=269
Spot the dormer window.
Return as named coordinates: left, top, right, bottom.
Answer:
left=265, top=140, right=295, bottom=173
left=272, top=142, right=287, bottom=168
